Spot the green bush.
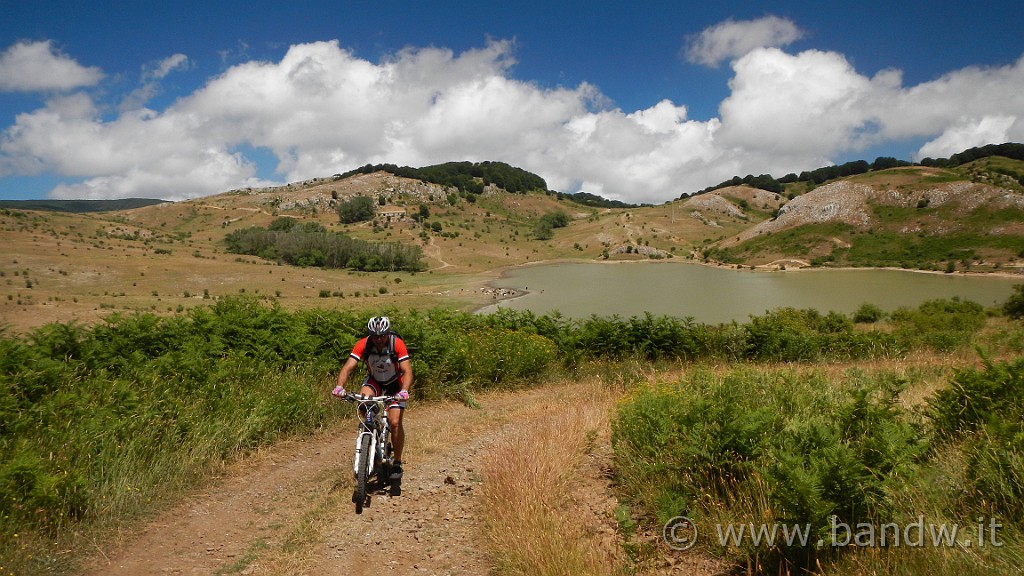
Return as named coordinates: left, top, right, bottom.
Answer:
left=611, top=370, right=776, bottom=507
left=741, top=308, right=897, bottom=361
left=336, top=195, right=375, bottom=223
left=743, top=308, right=825, bottom=361
left=853, top=303, right=885, bottom=323
left=467, top=329, right=556, bottom=385
left=930, top=357, right=1024, bottom=516
left=571, top=313, right=702, bottom=361
left=0, top=445, right=91, bottom=531
left=1004, top=284, right=1024, bottom=319
left=225, top=222, right=424, bottom=272
left=765, top=380, right=925, bottom=529
left=267, top=216, right=298, bottom=231
left=612, top=369, right=927, bottom=571
left=889, top=298, right=986, bottom=351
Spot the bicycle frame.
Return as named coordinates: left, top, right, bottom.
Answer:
left=352, top=398, right=389, bottom=476
left=342, top=393, right=397, bottom=513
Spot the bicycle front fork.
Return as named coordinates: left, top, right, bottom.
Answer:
left=353, top=431, right=377, bottom=477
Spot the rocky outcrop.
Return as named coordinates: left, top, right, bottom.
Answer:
left=722, top=180, right=1024, bottom=247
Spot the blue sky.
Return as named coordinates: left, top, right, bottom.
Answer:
left=1, top=1, right=1022, bottom=203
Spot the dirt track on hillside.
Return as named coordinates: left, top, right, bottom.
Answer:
left=70, top=381, right=671, bottom=573
left=79, top=384, right=724, bottom=576
left=80, top=392, right=521, bottom=575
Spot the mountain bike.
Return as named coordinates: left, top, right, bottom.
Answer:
left=341, top=392, right=401, bottom=514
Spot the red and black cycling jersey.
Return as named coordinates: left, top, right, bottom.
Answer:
left=349, top=336, right=410, bottom=386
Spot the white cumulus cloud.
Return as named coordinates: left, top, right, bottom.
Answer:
left=684, top=16, right=805, bottom=67
left=875, top=55, right=1024, bottom=158
left=917, top=115, right=1021, bottom=160
left=1, top=25, right=1024, bottom=204
left=119, top=53, right=191, bottom=112
left=145, top=53, right=189, bottom=81
left=0, top=40, right=104, bottom=92
left=718, top=48, right=878, bottom=157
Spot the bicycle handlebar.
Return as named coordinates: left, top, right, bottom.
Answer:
left=341, top=392, right=399, bottom=403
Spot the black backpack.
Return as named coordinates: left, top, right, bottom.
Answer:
left=366, top=329, right=403, bottom=366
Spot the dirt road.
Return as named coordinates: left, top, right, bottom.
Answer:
left=79, top=386, right=619, bottom=575
left=79, top=382, right=726, bottom=576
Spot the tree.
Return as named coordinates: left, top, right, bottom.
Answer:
left=532, top=210, right=569, bottom=240
left=335, top=160, right=546, bottom=194
left=268, top=217, right=298, bottom=231
left=301, top=221, right=327, bottom=234
left=871, top=156, right=910, bottom=171
left=1004, top=285, right=1024, bottom=320
left=746, top=174, right=783, bottom=193
left=337, top=195, right=375, bottom=224
left=539, top=210, right=569, bottom=229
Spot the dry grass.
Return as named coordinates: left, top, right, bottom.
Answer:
left=0, top=174, right=765, bottom=334
left=479, top=380, right=623, bottom=576
left=0, top=201, right=501, bottom=333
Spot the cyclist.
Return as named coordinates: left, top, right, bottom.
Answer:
left=332, top=316, right=413, bottom=482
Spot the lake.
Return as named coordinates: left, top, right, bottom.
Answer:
left=478, top=262, right=1024, bottom=324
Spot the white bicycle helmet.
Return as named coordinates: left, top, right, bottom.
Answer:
left=367, top=316, right=391, bottom=336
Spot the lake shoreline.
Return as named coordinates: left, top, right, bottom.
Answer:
left=474, top=257, right=1024, bottom=317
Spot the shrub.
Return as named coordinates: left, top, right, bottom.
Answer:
left=269, top=217, right=300, bottom=232
left=929, top=358, right=1024, bottom=517
left=571, top=313, right=701, bottom=361
left=224, top=224, right=424, bottom=272
left=853, top=303, right=884, bottom=323
left=1004, top=284, right=1024, bottom=320
left=889, top=298, right=986, bottom=351
left=930, top=357, right=1024, bottom=435
left=336, top=195, right=375, bottom=223
left=467, top=329, right=556, bottom=385
left=0, top=448, right=91, bottom=530
left=612, top=369, right=927, bottom=571
left=743, top=308, right=869, bottom=361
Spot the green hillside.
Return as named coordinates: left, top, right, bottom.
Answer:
left=711, top=157, right=1024, bottom=272
left=0, top=198, right=168, bottom=213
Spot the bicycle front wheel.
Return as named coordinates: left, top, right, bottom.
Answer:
left=354, top=433, right=372, bottom=514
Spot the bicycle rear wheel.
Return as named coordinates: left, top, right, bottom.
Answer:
left=382, top=428, right=401, bottom=496
left=354, top=433, right=372, bottom=514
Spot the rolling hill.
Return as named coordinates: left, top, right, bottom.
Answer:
left=2, top=152, right=1023, bottom=333
left=710, top=162, right=1024, bottom=270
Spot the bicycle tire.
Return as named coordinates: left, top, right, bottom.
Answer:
left=354, top=433, right=372, bottom=514
left=382, top=427, right=402, bottom=496
left=382, top=427, right=392, bottom=467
